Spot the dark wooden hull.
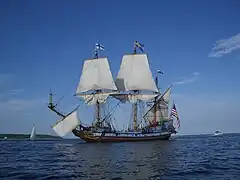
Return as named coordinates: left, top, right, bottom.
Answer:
left=72, top=129, right=171, bottom=143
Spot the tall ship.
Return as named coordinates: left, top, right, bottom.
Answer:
left=48, top=41, right=180, bottom=143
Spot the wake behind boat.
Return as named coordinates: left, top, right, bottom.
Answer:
left=47, top=41, right=181, bottom=143
left=214, top=130, right=223, bottom=136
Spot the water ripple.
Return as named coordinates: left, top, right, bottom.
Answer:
left=0, top=134, right=240, bottom=180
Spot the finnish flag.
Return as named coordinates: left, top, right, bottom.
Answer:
left=95, top=43, right=105, bottom=50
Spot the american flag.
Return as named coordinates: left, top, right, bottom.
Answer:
left=171, top=103, right=180, bottom=129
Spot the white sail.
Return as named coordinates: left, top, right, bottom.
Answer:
left=29, top=125, right=36, bottom=140
left=162, top=86, right=171, bottom=104
left=115, top=54, right=158, bottom=93
left=52, top=110, right=80, bottom=137
left=76, top=57, right=117, bottom=94
left=143, top=86, right=172, bottom=122
left=143, top=99, right=169, bottom=122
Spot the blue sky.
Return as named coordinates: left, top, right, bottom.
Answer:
left=0, top=0, right=240, bottom=136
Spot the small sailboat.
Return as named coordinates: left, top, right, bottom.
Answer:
left=29, top=125, right=36, bottom=140
left=214, top=130, right=223, bottom=136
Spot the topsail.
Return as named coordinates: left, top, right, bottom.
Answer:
left=113, top=54, right=159, bottom=103
left=75, top=57, right=118, bottom=105
left=115, top=54, right=158, bottom=93
left=76, top=57, right=117, bottom=94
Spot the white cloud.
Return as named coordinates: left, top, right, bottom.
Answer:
left=208, top=33, right=240, bottom=58
left=2, top=98, right=46, bottom=111
left=173, top=72, right=200, bottom=85
left=0, top=73, right=25, bottom=98
left=0, top=97, right=53, bottom=134
left=10, top=89, right=25, bottom=95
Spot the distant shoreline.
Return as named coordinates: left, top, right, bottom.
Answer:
left=0, top=134, right=62, bottom=139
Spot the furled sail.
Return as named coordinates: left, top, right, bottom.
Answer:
left=115, top=54, right=158, bottom=93
left=111, top=93, right=158, bottom=104
left=52, top=110, right=80, bottom=137
left=75, top=57, right=118, bottom=105
left=78, top=92, right=117, bottom=106
left=143, top=86, right=172, bottom=123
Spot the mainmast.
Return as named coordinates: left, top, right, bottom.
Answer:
left=113, top=40, right=159, bottom=131
left=132, top=41, right=138, bottom=131
left=132, top=94, right=138, bottom=131
left=93, top=46, right=101, bottom=127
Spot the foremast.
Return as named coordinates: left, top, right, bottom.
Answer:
left=75, top=43, right=118, bottom=129
left=46, top=43, right=118, bottom=137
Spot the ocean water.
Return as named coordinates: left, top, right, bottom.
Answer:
left=0, top=134, right=239, bottom=180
